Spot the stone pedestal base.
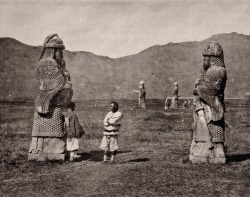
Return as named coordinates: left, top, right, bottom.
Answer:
left=209, top=156, right=226, bottom=164
left=28, top=153, right=65, bottom=161
left=189, top=141, right=226, bottom=164
left=29, top=137, right=66, bottom=161
left=170, top=99, right=178, bottom=109
left=189, top=154, right=226, bottom=164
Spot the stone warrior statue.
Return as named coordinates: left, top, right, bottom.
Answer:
left=28, top=34, right=73, bottom=161
left=170, top=82, right=178, bottom=108
left=133, top=80, right=146, bottom=109
left=189, top=41, right=227, bottom=164
left=138, top=80, right=146, bottom=109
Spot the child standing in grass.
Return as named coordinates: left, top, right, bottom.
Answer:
left=62, top=102, right=85, bottom=161
left=100, top=101, right=123, bottom=163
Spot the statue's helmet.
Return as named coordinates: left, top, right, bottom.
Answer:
left=174, top=82, right=178, bottom=86
left=39, top=34, right=65, bottom=60
left=202, top=41, right=223, bottom=58
left=43, top=34, right=65, bottom=50
left=140, top=80, right=144, bottom=85
left=36, top=34, right=67, bottom=114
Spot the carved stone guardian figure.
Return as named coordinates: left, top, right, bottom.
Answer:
left=133, top=81, right=146, bottom=109
left=28, top=34, right=73, bottom=161
left=189, top=41, right=227, bottom=164
left=170, top=82, right=178, bottom=109
left=138, top=80, right=146, bottom=109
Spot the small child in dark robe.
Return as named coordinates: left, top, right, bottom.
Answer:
left=62, top=102, right=85, bottom=161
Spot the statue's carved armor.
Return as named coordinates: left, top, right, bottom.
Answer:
left=172, top=82, right=178, bottom=100
left=190, top=41, right=227, bottom=164
left=194, top=41, right=227, bottom=142
left=29, top=34, right=73, bottom=156
left=171, top=82, right=178, bottom=108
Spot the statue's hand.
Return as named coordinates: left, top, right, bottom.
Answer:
left=193, top=88, right=198, bottom=96
left=62, top=81, right=72, bottom=89
left=39, top=84, right=45, bottom=91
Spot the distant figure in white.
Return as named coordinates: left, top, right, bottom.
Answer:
left=133, top=80, right=146, bottom=109
left=183, top=100, right=189, bottom=109
left=164, top=97, right=171, bottom=110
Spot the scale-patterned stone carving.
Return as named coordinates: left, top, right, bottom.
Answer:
left=170, top=82, right=178, bottom=109
left=28, top=34, right=73, bottom=161
left=189, top=41, right=227, bottom=164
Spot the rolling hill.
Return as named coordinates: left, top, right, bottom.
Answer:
left=0, top=32, right=249, bottom=101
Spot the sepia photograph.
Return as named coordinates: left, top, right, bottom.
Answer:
left=1, top=0, right=250, bottom=196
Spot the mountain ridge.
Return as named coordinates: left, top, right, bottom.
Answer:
left=0, top=32, right=249, bottom=101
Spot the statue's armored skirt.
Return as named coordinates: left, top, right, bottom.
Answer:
left=29, top=106, right=66, bottom=154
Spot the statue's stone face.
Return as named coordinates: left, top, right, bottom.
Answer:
left=203, top=56, right=210, bottom=70
left=55, top=50, right=63, bottom=61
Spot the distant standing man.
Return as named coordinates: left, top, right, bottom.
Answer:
left=183, top=100, right=189, bottom=109
left=100, top=101, right=123, bottom=163
left=164, top=97, right=171, bottom=110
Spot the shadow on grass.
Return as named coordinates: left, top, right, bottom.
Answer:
left=77, top=152, right=92, bottom=161
left=128, top=158, right=149, bottom=163
left=227, top=153, right=250, bottom=163
left=78, top=150, right=132, bottom=162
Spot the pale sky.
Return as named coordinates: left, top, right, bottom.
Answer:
left=1, top=0, right=250, bottom=58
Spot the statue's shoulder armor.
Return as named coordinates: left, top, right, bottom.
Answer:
left=37, top=58, right=62, bottom=80
left=202, top=66, right=226, bottom=97
left=37, top=58, right=64, bottom=91
left=206, top=67, right=227, bottom=81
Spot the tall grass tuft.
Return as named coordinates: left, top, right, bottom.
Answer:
left=0, top=123, right=28, bottom=164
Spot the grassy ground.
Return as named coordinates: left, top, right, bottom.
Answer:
left=0, top=100, right=250, bottom=197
